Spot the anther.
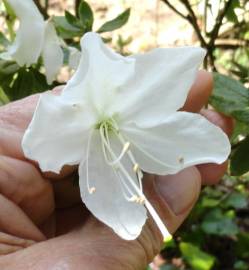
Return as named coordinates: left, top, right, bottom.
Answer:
left=129, top=195, right=139, bottom=202
left=138, top=196, right=145, bottom=204
left=133, top=163, right=140, bottom=173
left=89, top=187, right=96, bottom=194
left=123, top=142, right=130, bottom=153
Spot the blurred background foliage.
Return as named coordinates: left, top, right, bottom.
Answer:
left=0, top=0, right=248, bottom=269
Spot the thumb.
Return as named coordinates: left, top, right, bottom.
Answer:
left=144, top=166, right=201, bottom=235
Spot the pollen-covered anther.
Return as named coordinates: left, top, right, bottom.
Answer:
left=123, top=142, right=130, bottom=153
left=138, top=196, right=145, bottom=204
left=89, top=187, right=96, bottom=194
left=129, top=195, right=139, bottom=202
left=133, top=163, right=140, bottom=173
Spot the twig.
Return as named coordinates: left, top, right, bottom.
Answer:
left=209, top=0, right=233, bottom=48
left=161, top=0, right=187, bottom=20
left=161, top=0, right=207, bottom=47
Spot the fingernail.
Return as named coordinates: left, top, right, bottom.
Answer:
left=154, top=167, right=201, bottom=215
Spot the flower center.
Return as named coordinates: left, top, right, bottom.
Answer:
left=94, top=118, right=144, bottom=203
left=85, top=117, right=170, bottom=239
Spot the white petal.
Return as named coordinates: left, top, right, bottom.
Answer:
left=115, top=47, right=206, bottom=125
left=42, top=21, right=64, bottom=84
left=68, top=46, right=81, bottom=70
left=63, top=32, right=135, bottom=116
left=121, top=112, right=230, bottom=175
left=79, top=131, right=147, bottom=240
left=0, top=0, right=45, bottom=66
left=22, top=92, right=94, bottom=173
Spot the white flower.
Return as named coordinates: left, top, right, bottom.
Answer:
left=68, top=46, right=81, bottom=70
left=0, top=0, right=63, bottom=84
left=22, top=32, right=230, bottom=240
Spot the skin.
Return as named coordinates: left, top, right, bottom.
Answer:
left=0, top=71, right=233, bottom=270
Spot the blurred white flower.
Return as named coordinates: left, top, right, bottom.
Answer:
left=0, top=0, right=63, bottom=84
left=22, top=32, right=230, bottom=240
left=68, top=46, right=81, bottom=70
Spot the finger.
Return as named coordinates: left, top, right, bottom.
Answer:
left=0, top=86, right=63, bottom=160
left=0, top=232, right=35, bottom=255
left=0, top=194, right=45, bottom=241
left=0, top=155, right=55, bottom=225
left=181, top=70, right=213, bottom=112
left=197, top=109, right=233, bottom=185
left=144, top=167, right=201, bottom=235
left=0, top=232, right=35, bottom=247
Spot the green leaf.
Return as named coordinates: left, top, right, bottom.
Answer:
left=234, top=260, right=249, bottom=270
left=97, top=8, right=130, bottom=33
left=231, top=136, right=249, bottom=175
left=160, top=265, right=179, bottom=270
left=201, top=209, right=239, bottom=236
left=0, top=32, right=10, bottom=47
left=223, top=192, right=248, bottom=209
left=201, top=197, right=220, bottom=208
left=180, top=242, right=215, bottom=270
left=236, top=232, right=249, bottom=259
left=0, top=87, right=9, bottom=105
left=78, top=1, right=94, bottom=32
left=209, top=73, right=249, bottom=124
left=7, top=68, right=50, bottom=101
left=225, top=0, right=240, bottom=23
left=65, top=11, right=81, bottom=28
left=53, top=16, right=83, bottom=39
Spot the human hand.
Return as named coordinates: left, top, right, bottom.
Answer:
left=0, top=71, right=233, bottom=269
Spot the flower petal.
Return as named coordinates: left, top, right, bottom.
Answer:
left=121, top=112, right=230, bottom=175
left=79, top=131, right=147, bottom=240
left=42, top=21, right=64, bottom=84
left=22, top=92, right=94, bottom=173
left=115, top=47, right=205, bottom=125
left=63, top=32, right=135, bottom=116
left=68, top=46, right=81, bottom=70
left=0, top=0, right=45, bottom=66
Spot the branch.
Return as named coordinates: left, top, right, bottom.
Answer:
left=179, top=0, right=207, bottom=47
left=160, top=0, right=187, bottom=20
left=209, top=0, right=233, bottom=47
left=161, top=0, right=207, bottom=47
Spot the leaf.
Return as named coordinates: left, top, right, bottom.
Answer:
left=0, top=32, right=10, bottom=47
left=0, top=87, right=9, bottom=105
left=236, top=232, right=249, bottom=259
left=7, top=68, right=50, bottom=101
left=201, top=209, right=239, bottom=236
left=234, top=260, right=249, bottom=270
left=65, top=11, right=81, bottom=28
left=180, top=242, right=215, bottom=270
left=231, top=136, right=249, bottom=175
left=97, top=8, right=130, bottom=33
left=160, top=265, right=179, bottom=270
left=223, top=192, right=248, bottom=209
left=225, top=0, right=240, bottom=23
left=78, top=1, right=94, bottom=32
left=209, top=73, right=249, bottom=124
left=53, top=16, right=83, bottom=39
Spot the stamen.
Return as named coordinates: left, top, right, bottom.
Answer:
left=108, top=142, right=130, bottom=166
left=133, top=163, right=139, bottom=172
left=86, top=130, right=96, bottom=194
left=98, top=120, right=171, bottom=238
